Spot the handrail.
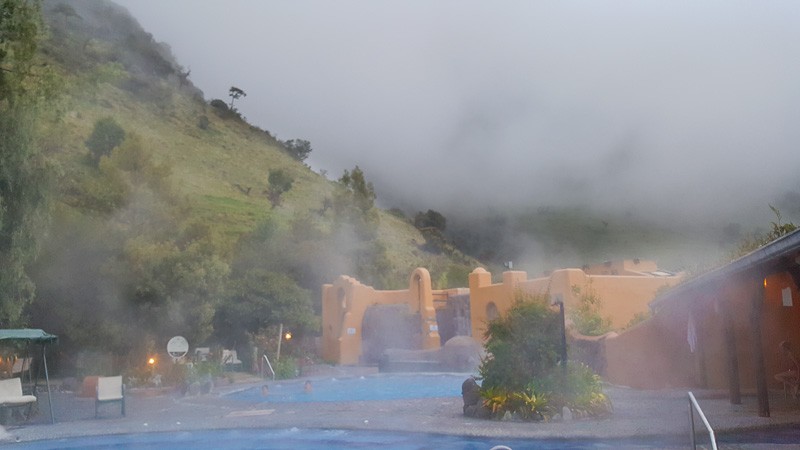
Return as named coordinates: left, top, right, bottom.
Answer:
left=262, top=354, right=275, bottom=381
left=688, top=391, right=718, bottom=450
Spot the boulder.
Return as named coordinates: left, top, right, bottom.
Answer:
left=461, top=377, right=481, bottom=417
left=441, top=336, right=484, bottom=372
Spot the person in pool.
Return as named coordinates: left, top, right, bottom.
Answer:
left=261, top=384, right=269, bottom=397
left=304, top=380, right=313, bottom=393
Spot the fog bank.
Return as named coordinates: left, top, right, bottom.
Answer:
left=114, top=0, right=800, bottom=224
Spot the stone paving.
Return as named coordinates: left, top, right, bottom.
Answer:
left=1, top=369, right=799, bottom=448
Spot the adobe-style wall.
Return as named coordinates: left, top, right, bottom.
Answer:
left=604, top=271, right=800, bottom=390
left=321, top=260, right=682, bottom=366
left=468, top=261, right=682, bottom=340
left=320, top=268, right=440, bottom=365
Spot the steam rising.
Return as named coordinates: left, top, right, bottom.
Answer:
left=115, top=0, right=800, bottom=224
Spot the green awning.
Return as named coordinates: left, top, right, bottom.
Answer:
left=0, top=329, right=58, bottom=344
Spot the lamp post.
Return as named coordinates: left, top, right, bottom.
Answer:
left=553, top=296, right=568, bottom=372
left=276, top=324, right=293, bottom=362
left=276, top=323, right=283, bottom=362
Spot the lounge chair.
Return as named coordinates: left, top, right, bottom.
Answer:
left=0, top=378, right=37, bottom=421
left=95, top=376, right=125, bottom=418
left=222, top=349, right=242, bottom=371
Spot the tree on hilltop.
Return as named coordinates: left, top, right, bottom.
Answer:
left=414, top=209, right=447, bottom=232
left=228, top=86, right=246, bottom=109
left=282, top=139, right=312, bottom=162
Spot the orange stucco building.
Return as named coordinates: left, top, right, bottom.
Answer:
left=603, top=229, right=800, bottom=417
left=321, top=259, right=682, bottom=365
left=320, top=268, right=443, bottom=365
left=468, top=259, right=682, bottom=340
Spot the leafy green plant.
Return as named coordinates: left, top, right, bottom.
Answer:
left=734, top=205, right=797, bottom=257
left=570, top=284, right=613, bottom=336
left=531, top=362, right=612, bottom=419
left=273, top=358, right=297, bottom=379
left=478, top=292, right=611, bottom=421
left=480, top=385, right=548, bottom=420
left=479, top=291, right=561, bottom=392
left=625, top=311, right=650, bottom=329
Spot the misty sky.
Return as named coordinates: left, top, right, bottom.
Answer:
left=114, top=1, right=800, bottom=223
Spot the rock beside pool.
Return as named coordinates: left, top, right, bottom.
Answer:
left=462, top=377, right=490, bottom=418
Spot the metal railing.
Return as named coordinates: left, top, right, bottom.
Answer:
left=262, top=354, right=275, bottom=381
left=688, top=391, right=718, bottom=450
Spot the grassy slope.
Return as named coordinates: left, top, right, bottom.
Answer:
left=43, top=75, right=475, bottom=286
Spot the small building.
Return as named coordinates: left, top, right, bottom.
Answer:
left=604, top=229, right=800, bottom=417
left=320, top=260, right=681, bottom=366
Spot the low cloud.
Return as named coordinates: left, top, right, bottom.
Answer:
left=115, top=0, right=800, bottom=225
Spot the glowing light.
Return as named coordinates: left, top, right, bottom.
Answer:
left=148, top=357, right=156, bottom=365
left=764, top=278, right=768, bottom=287
left=284, top=332, right=293, bottom=341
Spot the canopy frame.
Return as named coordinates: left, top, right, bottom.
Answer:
left=0, top=329, right=58, bottom=424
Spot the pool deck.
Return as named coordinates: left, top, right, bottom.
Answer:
left=2, top=366, right=800, bottom=448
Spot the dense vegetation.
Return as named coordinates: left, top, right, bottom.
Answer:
left=478, top=292, right=611, bottom=421
left=0, top=0, right=55, bottom=326
left=1, top=0, right=479, bottom=376
left=2, top=0, right=797, bottom=382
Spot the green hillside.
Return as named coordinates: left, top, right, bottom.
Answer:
left=5, top=0, right=774, bottom=376
left=0, top=0, right=479, bottom=373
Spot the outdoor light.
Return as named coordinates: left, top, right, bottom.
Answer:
left=764, top=278, right=768, bottom=288
left=284, top=331, right=293, bottom=341
left=148, top=357, right=156, bottom=366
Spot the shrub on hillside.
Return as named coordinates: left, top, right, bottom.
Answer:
left=85, top=117, right=125, bottom=164
left=197, top=115, right=210, bottom=130
left=210, top=98, right=240, bottom=119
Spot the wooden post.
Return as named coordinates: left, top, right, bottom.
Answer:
left=750, top=277, right=770, bottom=417
left=276, top=323, right=283, bottom=362
left=722, top=304, right=741, bottom=405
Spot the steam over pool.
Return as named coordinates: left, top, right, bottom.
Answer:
left=226, top=373, right=471, bottom=403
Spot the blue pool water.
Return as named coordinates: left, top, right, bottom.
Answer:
left=11, top=428, right=688, bottom=449
left=226, top=373, right=468, bottom=403
left=12, top=427, right=800, bottom=450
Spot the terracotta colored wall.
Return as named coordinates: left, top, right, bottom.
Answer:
left=468, top=262, right=682, bottom=339
left=584, top=275, right=679, bottom=328
left=321, top=268, right=441, bottom=365
left=605, top=271, right=800, bottom=391
left=761, top=273, right=800, bottom=388
left=322, top=260, right=683, bottom=366
left=604, top=301, right=696, bottom=388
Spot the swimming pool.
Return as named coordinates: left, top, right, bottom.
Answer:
left=12, top=426, right=800, bottom=449
left=226, top=373, right=468, bottom=403
left=11, top=428, right=687, bottom=449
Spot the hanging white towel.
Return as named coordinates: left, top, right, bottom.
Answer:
left=687, top=312, right=697, bottom=353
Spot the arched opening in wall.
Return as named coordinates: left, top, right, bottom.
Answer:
left=361, top=304, right=420, bottom=364
left=486, top=302, right=499, bottom=322
left=436, top=294, right=471, bottom=345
